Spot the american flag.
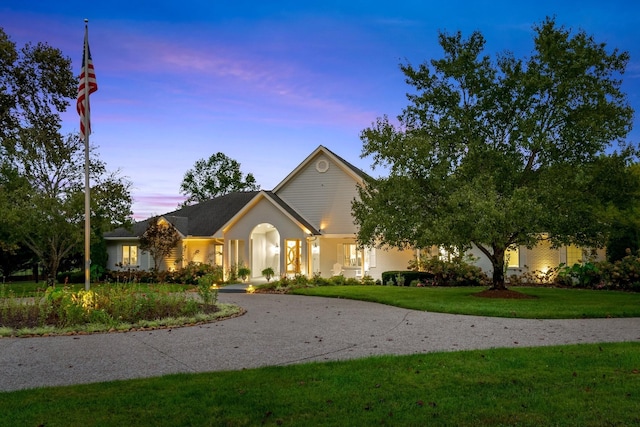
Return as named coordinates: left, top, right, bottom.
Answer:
left=77, top=26, right=98, bottom=141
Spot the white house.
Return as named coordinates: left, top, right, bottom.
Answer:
left=104, top=145, right=602, bottom=281
left=105, top=146, right=413, bottom=280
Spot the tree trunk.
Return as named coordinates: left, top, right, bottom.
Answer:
left=489, top=248, right=507, bottom=290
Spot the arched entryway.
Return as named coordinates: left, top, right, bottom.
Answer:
left=250, top=223, right=280, bottom=280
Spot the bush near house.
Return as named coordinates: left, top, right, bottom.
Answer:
left=104, top=263, right=225, bottom=285
left=400, top=255, right=489, bottom=287
left=381, top=271, right=435, bottom=286
left=255, top=273, right=366, bottom=293
left=556, top=250, right=640, bottom=291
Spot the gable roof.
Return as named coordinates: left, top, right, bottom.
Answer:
left=220, top=191, right=321, bottom=235
left=105, top=146, right=364, bottom=240
left=272, top=145, right=370, bottom=193
left=104, top=191, right=260, bottom=238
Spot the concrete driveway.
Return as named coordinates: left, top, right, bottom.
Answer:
left=1, top=291, right=639, bottom=392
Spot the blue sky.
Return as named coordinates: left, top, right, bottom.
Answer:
left=3, top=1, right=639, bottom=219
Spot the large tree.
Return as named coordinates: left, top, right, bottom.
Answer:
left=7, top=133, right=133, bottom=281
left=0, top=27, right=132, bottom=281
left=0, top=160, right=32, bottom=279
left=179, top=152, right=260, bottom=207
left=353, top=18, right=635, bottom=290
left=0, top=27, right=75, bottom=154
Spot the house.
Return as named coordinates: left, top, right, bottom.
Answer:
left=104, top=146, right=414, bottom=281
left=104, top=145, right=603, bottom=281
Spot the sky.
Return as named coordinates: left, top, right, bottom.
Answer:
left=2, top=1, right=639, bottom=220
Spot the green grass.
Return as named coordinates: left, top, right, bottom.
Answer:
left=291, top=285, right=640, bottom=318
left=0, top=342, right=638, bottom=426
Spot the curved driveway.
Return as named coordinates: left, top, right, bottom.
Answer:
left=1, top=291, right=639, bottom=392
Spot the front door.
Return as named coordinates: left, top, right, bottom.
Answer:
left=285, top=239, right=301, bottom=274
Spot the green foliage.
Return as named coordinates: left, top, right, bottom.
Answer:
left=0, top=27, right=76, bottom=147
left=361, top=274, right=376, bottom=286
left=0, top=26, right=133, bottom=280
left=382, top=270, right=433, bottom=286
left=237, top=264, right=251, bottom=281
left=106, top=262, right=223, bottom=286
left=226, top=263, right=239, bottom=283
left=594, top=251, right=640, bottom=291
left=0, top=283, right=235, bottom=335
left=196, top=274, right=219, bottom=307
left=557, top=262, right=602, bottom=287
left=353, top=18, right=635, bottom=290
left=261, top=267, right=275, bottom=282
left=56, top=270, right=85, bottom=284
left=555, top=250, right=640, bottom=291
left=173, top=262, right=223, bottom=285
left=179, top=152, right=260, bottom=207
left=255, top=273, right=367, bottom=292
left=293, top=286, right=640, bottom=319
left=138, top=217, right=181, bottom=271
left=383, top=263, right=488, bottom=287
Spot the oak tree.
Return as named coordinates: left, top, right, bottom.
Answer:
left=353, top=18, right=635, bottom=289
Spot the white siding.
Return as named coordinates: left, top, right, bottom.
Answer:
left=275, top=153, right=360, bottom=235
left=366, top=247, right=414, bottom=281
left=106, top=239, right=152, bottom=271
left=317, top=238, right=413, bottom=281
left=226, top=197, right=311, bottom=276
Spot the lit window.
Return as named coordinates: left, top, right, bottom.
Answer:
left=505, top=246, right=519, bottom=268
left=438, top=246, right=459, bottom=261
left=209, top=244, right=223, bottom=265
left=122, top=245, right=138, bottom=266
left=566, top=245, right=583, bottom=265
left=343, top=244, right=362, bottom=267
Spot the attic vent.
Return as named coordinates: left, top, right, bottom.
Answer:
left=316, top=159, right=329, bottom=173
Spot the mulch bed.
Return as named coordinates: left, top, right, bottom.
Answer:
left=473, top=289, right=538, bottom=299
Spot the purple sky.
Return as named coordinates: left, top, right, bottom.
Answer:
left=3, top=1, right=639, bottom=219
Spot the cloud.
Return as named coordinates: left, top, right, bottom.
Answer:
left=131, top=193, right=187, bottom=219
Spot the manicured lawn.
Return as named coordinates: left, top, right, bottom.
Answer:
left=292, top=285, right=640, bottom=318
left=0, top=342, right=638, bottom=426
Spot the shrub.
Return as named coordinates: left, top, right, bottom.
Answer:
left=173, top=262, right=220, bottom=285
left=521, top=267, right=559, bottom=285
left=106, top=263, right=224, bottom=286
left=237, top=265, right=251, bottom=281
left=556, top=262, right=602, bottom=287
left=387, top=256, right=488, bottom=287
left=56, top=270, right=84, bottom=284
left=261, top=267, right=275, bottom=282
left=361, top=275, right=376, bottom=286
left=197, top=274, right=219, bottom=307
left=328, top=275, right=346, bottom=286
left=1, top=284, right=218, bottom=332
left=381, top=271, right=435, bottom=286
left=599, top=250, right=640, bottom=290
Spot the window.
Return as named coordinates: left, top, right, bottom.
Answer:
left=505, top=246, right=520, bottom=268
left=438, top=246, right=459, bottom=261
left=343, top=244, right=362, bottom=267
left=122, top=245, right=138, bottom=266
left=566, top=245, right=583, bottom=265
left=209, top=244, right=223, bottom=265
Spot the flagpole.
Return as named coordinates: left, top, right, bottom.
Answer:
left=83, top=19, right=91, bottom=291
